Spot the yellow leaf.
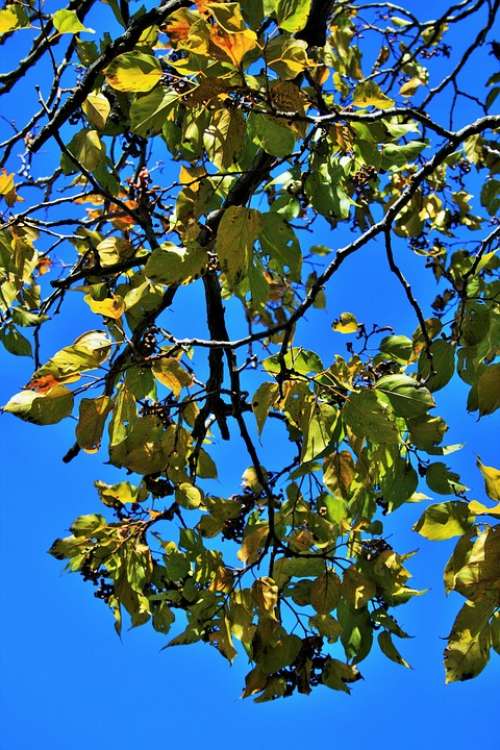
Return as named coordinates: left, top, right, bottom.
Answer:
left=477, top=458, right=500, bottom=501
left=215, top=205, right=262, bottom=286
left=400, top=77, right=424, bottom=97
left=0, top=6, right=22, bottom=34
left=84, top=294, right=125, bottom=320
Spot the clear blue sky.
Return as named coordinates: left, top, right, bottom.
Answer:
left=0, top=2, right=498, bottom=748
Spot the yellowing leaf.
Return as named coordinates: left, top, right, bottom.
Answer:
left=445, top=599, right=495, bottom=683
left=215, top=206, right=262, bottom=287
left=144, top=242, right=206, bottom=284
left=105, top=52, right=163, bottom=93
left=82, top=93, right=111, bottom=130
left=353, top=81, right=394, bottom=110
left=413, top=502, right=473, bottom=541
left=252, top=577, right=279, bottom=618
left=266, top=36, right=308, bottom=79
left=310, top=572, right=341, bottom=614
left=0, top=170, right=21, bottom=206
left=152, top=357, right=193, bottom=396
left=209, top=26, right=257, bottom=66
left=76, top=396, right=111, bottom=451
left=477, top=459, right=500, bottom=499
left=84, top=294, right=125, bottom=319
left=276, top=0, right=312, bottom=33
left=332, top=311, right=359, bottom=334
left=52, top=9, right=94, bottom=34
left=3, top=385, right=73, bottom=425
left=237, top=524, right=269, bottom=564
left=0, top=6, right=22, bottom=34
left=399, top=77, right=424, bottom=97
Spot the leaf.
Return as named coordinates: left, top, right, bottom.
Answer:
left=399, top=77, right=424, bottom=97
left=152, top=357, right=193, bottom=397
left=265, top=36, right=308, bottom=80
left=276, top=0, right=312, bottom=32
left=203, top=108, right=245, bottom=168
left=252, top=382, right=278, bottom=434
left=130, top=87, right=179, bottom=136
left=175, top=482, right=202, bottom=509
left=413, top=501, right=473, bottom=541
left=105, top=52, right=163, bottom=93
left=310, top=572, right=341, bottom=614
left=380, top=335, right=412, bottom=362
left=63, top=129, right=104, bottom=172
left=32, top=330, right=111, bottom=382
left=252, top=577, right=279, bottom=618
left=476, top=364, right=500, bottom=416
left=376, top=375, right=434, bottom=419
left=144, top=242, right=206, bottom=284
left=417, top=340, right=455, bottom=392
left=344, top=390, right=399, bottom=444
left=84, top=294, right=125, bottom=319
left=237, top=524, right=269, bottom=564
left=249, top=113, right=296, bottom=158
left=3, top=386, right=73, bottom=425
left=322, top=658, right=361, bottom=693
left=300, top=401, right=339, bottom=462
left=332, top=312, right=359, bottom=334
left=476, top=458, right=500, bottom=502
left=53, top=9, right=94, bottom=34
left=0, top=326, right=32, bottom=357
left=452, top=527, right=500, bottom=601
left=353, top=81, right=394, bottom=109
left=76, top=396, right=111, bottom=451
left=263, top=347, right=323, bottom=375
left=426, top=462, right=468, bottom=495
left=215, top=206, right=262, bottom=287
left=82, top=93, right=111, bottom=130
left=0, top=6, right=23, bottom=34
left=209, top=26, right=257, bottom=66
left=378, top=631, right=411, bottom=668
left=445, top=599, right=494, bottom=683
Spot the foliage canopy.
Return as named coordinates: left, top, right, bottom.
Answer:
left=0, top=0, right=499, bottom=701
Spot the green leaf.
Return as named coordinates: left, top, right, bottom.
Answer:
left=426, top=462, right=468, bottom=495
left=259, top=213, right=302, bottom=280
left=3, top=386, right=73, bottom=425
left=417, top=340, right=455, bottom=392
left=215, top=206, right=262, bottom=287
left=0, top=325, right=32, bottom=357
left=130, top=87, right=179, bottom=136
left=375, top=375, right=434, bottom=419
left=276, top=0, right=312, bottom=32
left=204, top=108, right=245, bottom=168
left=263, top=347, right=323, bottom=375
left=344, top=390, right=399, bottom=444
left=413, top=501, right=473, bottom=541
left=249, top=113, right=296, bottom=158
left=476, top=364, right=500, bottom=416
left=301, top=401, right=339, bottom=462
left=62, top=129, right=104, bottom=173
left=380, top=335, right=412, bottom=362
left=53, top=9, right=94, bottom=34
left=322, top=658, right=361, bottom=693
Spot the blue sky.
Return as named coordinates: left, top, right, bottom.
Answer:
left=0, top=1, right=499, bottom=748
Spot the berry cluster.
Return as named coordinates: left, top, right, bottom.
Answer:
left=360, top=538, right=392, bottom=561
left=351, top=165, right=378, bottom=188
left=144, top=474, right=174, bottom=498
left=137, top=327, right=159, bottom=357
left=140, top=399, right=173, bottom=428
left=222, top=494, right=256, bottom=543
